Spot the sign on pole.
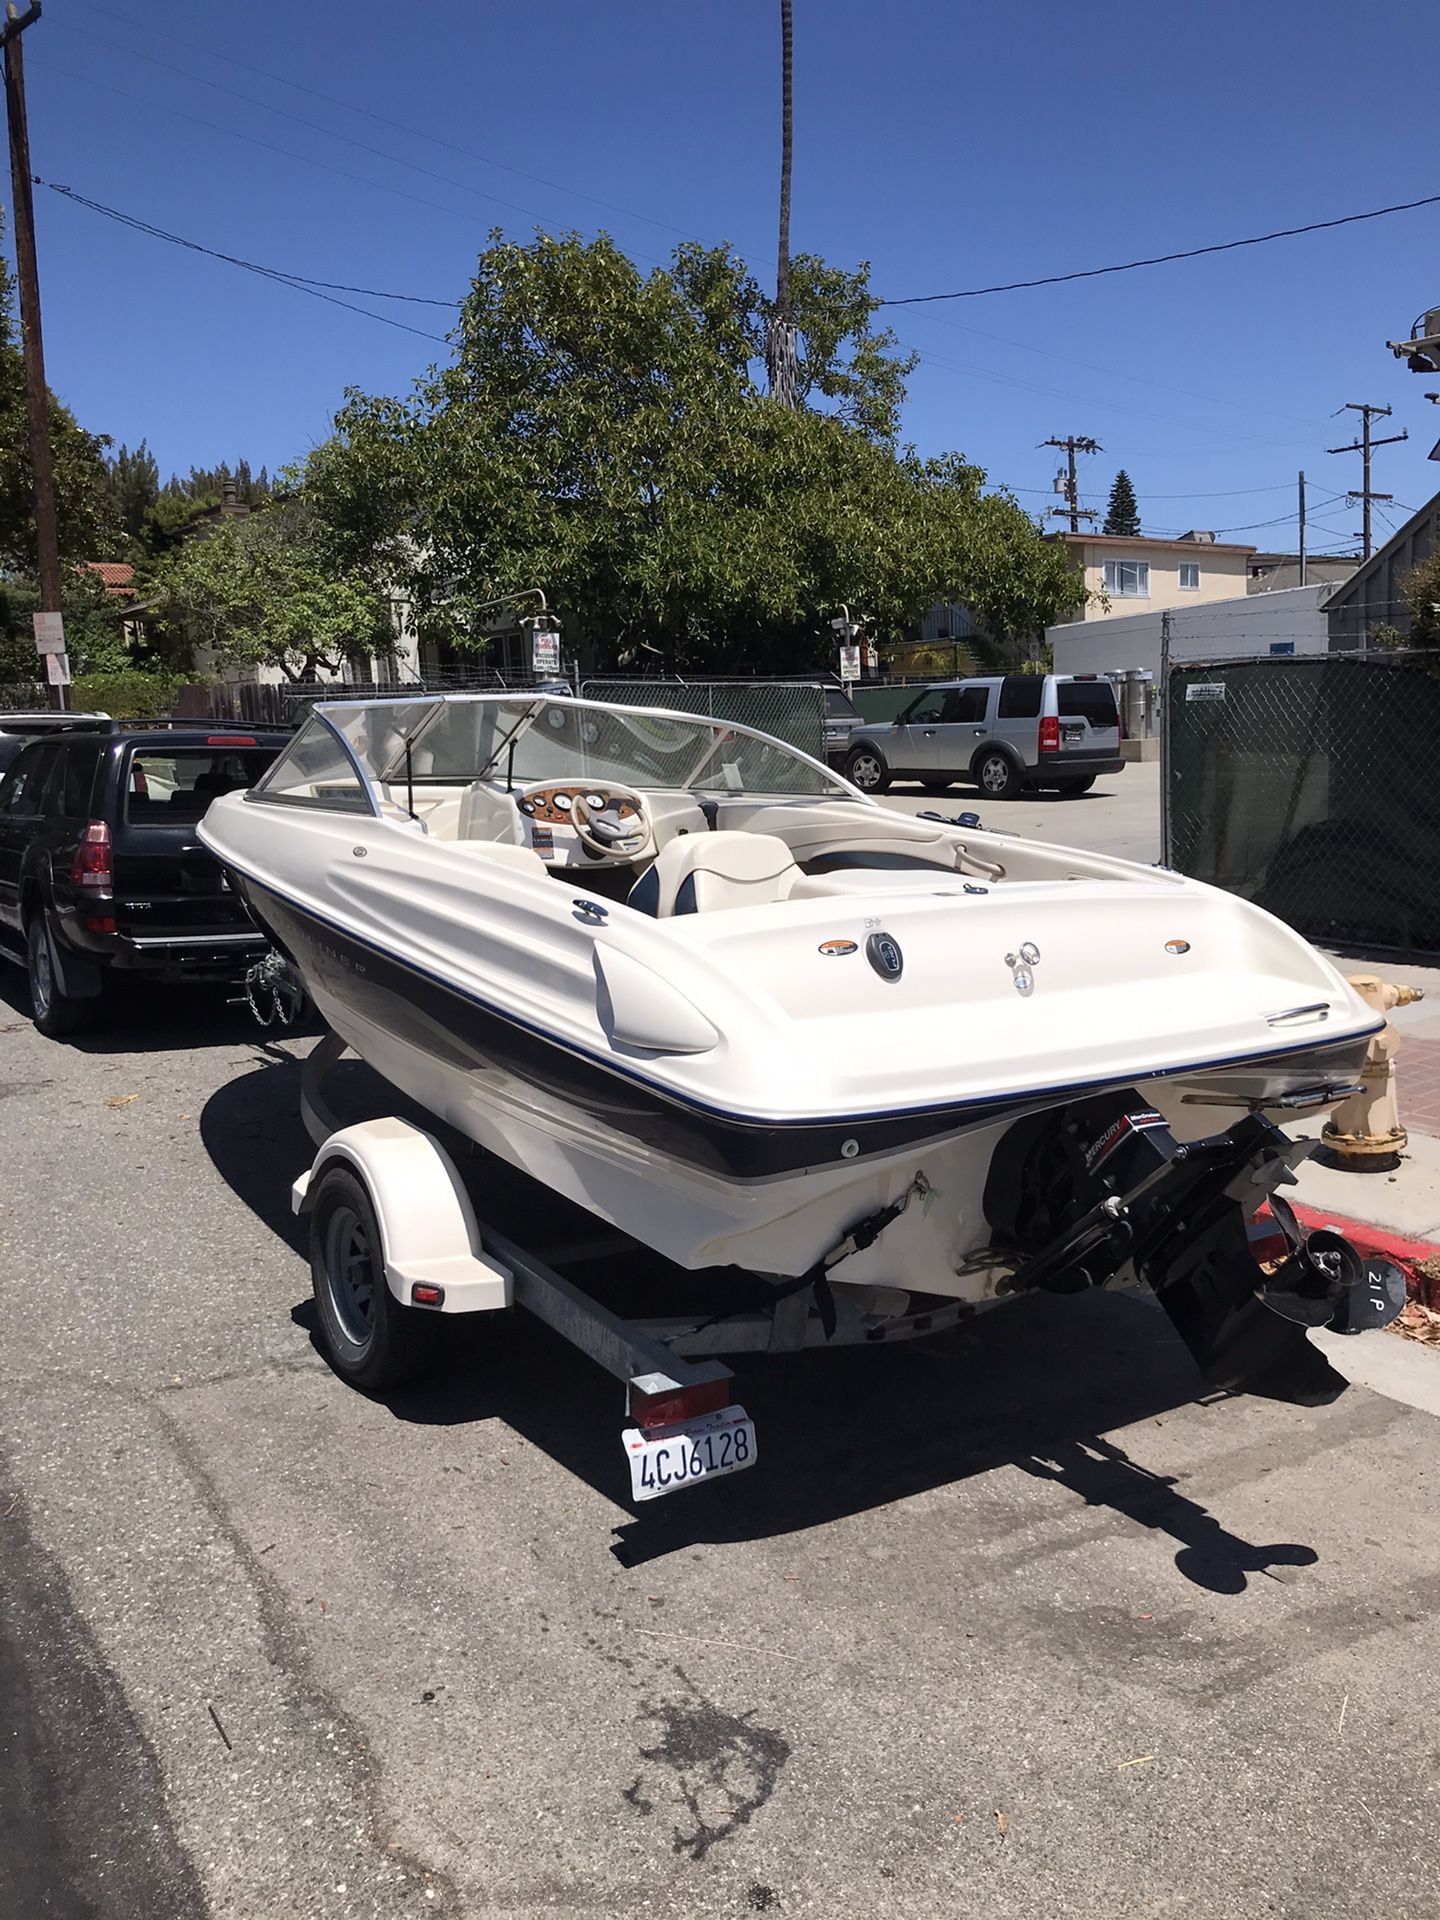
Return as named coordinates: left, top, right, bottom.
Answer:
left=838, top=644, right=861, bottom=683
left=529, top=624, right=561, bottom=676
left=45, top=650, right=71, bottom=687
left=32, top=610, right=65, bottom=654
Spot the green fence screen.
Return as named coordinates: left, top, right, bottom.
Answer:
left=1166, top=654, right=1440, bottom=956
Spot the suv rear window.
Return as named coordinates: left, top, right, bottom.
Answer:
left=824, top=689, right=861, bottom=723
left=1057, top=680, right=1119, bottom=725
left=125, top=748, right=278, bottom=822
left=998, top=676, right=1043, bottom=718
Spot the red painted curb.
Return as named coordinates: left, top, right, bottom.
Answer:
left=1251, top=1204, right=1440, bottom=1309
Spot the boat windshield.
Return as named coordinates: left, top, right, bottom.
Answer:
left=319, top=695, right=854, bottom=800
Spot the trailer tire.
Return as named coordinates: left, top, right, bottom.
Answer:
left=310, top=1164, right=431, bottom=1391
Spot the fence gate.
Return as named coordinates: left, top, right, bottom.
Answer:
left=1165, top=652, right=1440, bottom=956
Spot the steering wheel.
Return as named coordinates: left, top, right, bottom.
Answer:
left=574, top=787, right=655, bottom=863
left=514, top=784, right=655, bottom=864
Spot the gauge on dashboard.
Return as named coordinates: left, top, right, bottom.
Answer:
left=517, top=797, right=536, bottom=816
left=583, top=792, right=606, bottom=810
left=553, top=792, right=573, bottom=812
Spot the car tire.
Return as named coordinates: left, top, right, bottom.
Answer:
left=26, top=912, right=97, bottom=1038
left=1053, top=775, right=1097, bottom=796
left=310, top=1164, right=432, bottom=1392
left=845, top=745, right=891, bottom=793
left=974, top=750, right=1025, bottom=801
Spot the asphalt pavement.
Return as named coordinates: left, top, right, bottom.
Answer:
left=878, top=758, right=1162, bottom=864
left=4, top=806, right=1440, bottom=1918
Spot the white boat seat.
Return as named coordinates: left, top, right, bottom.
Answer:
left=629, top=831, right=801, bottom=917
left=456, top=780, right=527, bottom=844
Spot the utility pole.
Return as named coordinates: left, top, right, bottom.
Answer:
left=1327, top=402, right=1408, bottom=561
left=1041, top=434, right=1100, bottom=534
left=1297, top=470, right=1306, bottom=585
left=1, top=1, right=64, bottom=709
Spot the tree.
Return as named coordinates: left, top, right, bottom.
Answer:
left=103, top=440, right=161, bottom=540
left=0, top=214, right=119, bottom=572
left=301, top=231, right=1070, bottom=671
left=767, top=0, right=796, bottom=406
left=148, top=500, right=397, bottom=681
left=1103, top=469, right=1140, bottom=537
left=1400, top=547, right=1440, bottom=650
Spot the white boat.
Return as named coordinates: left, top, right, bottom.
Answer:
left=200, top=691, right=1402, bottom=1395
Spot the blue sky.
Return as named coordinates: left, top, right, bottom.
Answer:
left=15, top=0, right=1440, bottom=554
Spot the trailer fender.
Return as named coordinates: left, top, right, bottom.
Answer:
left=293, top=1117, right=512, bottom=1313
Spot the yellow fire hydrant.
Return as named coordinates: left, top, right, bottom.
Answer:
left=1320, top=973, right=1426, bottom=1172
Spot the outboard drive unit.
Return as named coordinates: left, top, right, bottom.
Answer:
left=984, top=1092, right=1405, bottom=1400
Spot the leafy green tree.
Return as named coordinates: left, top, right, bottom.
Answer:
left=1400, top=548, right=1440, bottom=650
left=148, top=499, right=397, bottom=681
left=0, top=215, right=120, bottom=573
left=1103, top=469, right=1140, bottom=537
left=302, top=231, right=1071, bottom=670
left=104, top=440, right=161, bottom=539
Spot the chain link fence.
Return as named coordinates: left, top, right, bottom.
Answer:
left=1165, top=651, right=1440, bottom=956
left=580, top=677, right=827, bottom=761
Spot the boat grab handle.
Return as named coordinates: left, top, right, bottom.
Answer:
left=1265, top=1002, right=1330, bottom=1026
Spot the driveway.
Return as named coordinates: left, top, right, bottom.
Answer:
left=2, top=958, right=1438, bottom=1919
left=880, top=757, right=1161, bottom=865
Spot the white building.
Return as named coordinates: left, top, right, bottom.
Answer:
left=1046, top=583, right=1334, bottom=680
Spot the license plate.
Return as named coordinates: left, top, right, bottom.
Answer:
left=622, top=1404, right=757, bottom=1503
left=1061, top=724, right=1085, bottom=746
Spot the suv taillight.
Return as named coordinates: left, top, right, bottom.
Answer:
left=1039, top=715, right=1060, bottom=755
left=71, top=820, right=113, bottom=891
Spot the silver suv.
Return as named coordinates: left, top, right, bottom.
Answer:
left=843, top=674, right=1123, bottom=800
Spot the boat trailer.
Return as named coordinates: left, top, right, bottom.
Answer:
left=293, top=1035, right=1405, bottom=1502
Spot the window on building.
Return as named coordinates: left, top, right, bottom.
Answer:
left=1102, top=560, right=1149, bottom=597
left=1178, top=562, right=1201, bottom=591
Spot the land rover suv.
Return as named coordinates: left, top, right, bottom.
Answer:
left=843, top=673, right=1123, bottom=799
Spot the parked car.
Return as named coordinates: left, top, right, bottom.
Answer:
left=843, top=673, right=1124, bottom=799
left=0, top=711, right=115, bottom=778
left=0, top=725, right=288, bottom=1035
left=822, top=684, right=864, bottom=767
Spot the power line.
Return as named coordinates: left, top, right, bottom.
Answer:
left=37, top=178, right=454, bottom=344
left=39, top=180, right=460, bottom=310
left=878, top=192, right=1440, bottom=305
left=61, top=0, right=698, bottom=241
left=51, top=16, right=681, bottom=249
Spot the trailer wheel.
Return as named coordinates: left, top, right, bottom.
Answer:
left=310, top=1164, right=430, bottom=1391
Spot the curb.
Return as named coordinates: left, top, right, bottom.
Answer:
left=1251, top=1204, right=1440, bottom=1310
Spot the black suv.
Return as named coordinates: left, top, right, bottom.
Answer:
left=0, top=725, right=287, bottom=1035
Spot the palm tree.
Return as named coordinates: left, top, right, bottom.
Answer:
left=766, top=0, right=797, bottom=407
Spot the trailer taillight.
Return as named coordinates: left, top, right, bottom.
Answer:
left=1039, top=715, right=1060, bottom=754
left=628, top=1375, right=730, bottom=1431
left=71, top=821, right=113, bottom=891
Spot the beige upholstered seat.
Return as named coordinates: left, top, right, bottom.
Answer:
left=629, top=831, right=801, bottom=917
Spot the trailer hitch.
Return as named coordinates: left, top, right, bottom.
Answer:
left=985, top=1095, right=1405, bottom=1398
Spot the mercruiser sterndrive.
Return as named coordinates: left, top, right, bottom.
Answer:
left=201, top=691, right=1404, bottom=1399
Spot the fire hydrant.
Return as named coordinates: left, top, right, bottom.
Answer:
left=1320, top=973, right=1425, bottom=1172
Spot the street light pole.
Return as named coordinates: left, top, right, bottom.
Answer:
left=1, top=2, right=65, bottom=709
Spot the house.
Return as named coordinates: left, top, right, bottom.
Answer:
left=1047, top=583, right=1335, bottom=683
left=1248, top=551, right=1358, bottom=594
left=1048, top=530, right=1255, bottom=620
left=82, top=560, right=136, bottom=600
left=1324, top=489, right=1439, bottom=647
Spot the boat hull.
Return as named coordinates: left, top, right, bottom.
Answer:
left=240, top=874, right=1373, bottom=1288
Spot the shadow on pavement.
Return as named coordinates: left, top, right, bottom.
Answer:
left=201, top=1046, right=1318, bottom=1590
left=0, top=961, right=319, bottom=1056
